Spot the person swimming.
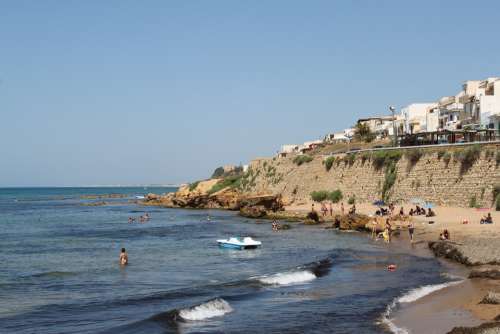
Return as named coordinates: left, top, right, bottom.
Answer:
left=119, top=248, right=128, bottom=266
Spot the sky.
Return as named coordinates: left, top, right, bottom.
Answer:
left=1, top=0, right=500, bottom=186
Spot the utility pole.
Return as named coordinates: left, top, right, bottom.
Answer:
left=389, top=106, right=397, bottom=147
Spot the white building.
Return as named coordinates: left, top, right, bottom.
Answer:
left=400, top=103, right=437, bottom=134
left=357, top=116, right=397, bottom=138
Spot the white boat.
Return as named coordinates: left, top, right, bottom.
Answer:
left=217, top=237, right=262, bottom=250
left=135, top=195, right=145, bottom=199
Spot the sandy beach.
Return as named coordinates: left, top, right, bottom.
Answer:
left=282, top=201, right=500, bottom=332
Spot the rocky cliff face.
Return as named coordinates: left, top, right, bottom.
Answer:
left=241, top=143, right=500, bottom=208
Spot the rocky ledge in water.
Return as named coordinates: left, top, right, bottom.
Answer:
left=429, top=239, right=500, bottom=266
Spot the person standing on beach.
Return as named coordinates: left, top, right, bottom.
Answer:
left=341, top=202, right=344, bottom=215
left=119, top=248, right=128, bottom=266
left=385, top=219, right=392, bottom=242
left=408, top=221, right=415, bottom=242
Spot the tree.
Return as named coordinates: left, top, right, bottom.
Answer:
left=354, top=122, right=376, bottom=143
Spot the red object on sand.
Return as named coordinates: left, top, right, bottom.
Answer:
left=387, top=264, right=397, bottom=271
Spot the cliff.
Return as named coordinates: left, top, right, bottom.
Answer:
left=241, top=143, right=500, bottom=208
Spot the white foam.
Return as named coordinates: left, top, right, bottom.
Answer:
left=381, top=280, right=463, bottom=333
left=397, top=281, right=462, bottom=304
left=178, top=298, right=233, bottom=321
left=258, top=270, right=316, bottom=285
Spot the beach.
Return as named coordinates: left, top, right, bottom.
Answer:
left=280, top=200, right=500, bottom=332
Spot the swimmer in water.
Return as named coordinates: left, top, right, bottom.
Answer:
left=119, top=248, right=128, bottom=266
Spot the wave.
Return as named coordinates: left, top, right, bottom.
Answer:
left=178, top=298, right=233, bottom=321
left=381, top=280, right=463, bottom=333
left=397, top=280, right=462, bottom=304
left=28, top=271, right=77, bottom=279
left=258, top=270, right=317, bottom=285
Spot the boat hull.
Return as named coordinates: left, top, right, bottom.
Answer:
left=218, top=242, right=260, bottom=250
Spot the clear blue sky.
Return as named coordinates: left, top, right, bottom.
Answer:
left=1, top=0, right=499, bottom=186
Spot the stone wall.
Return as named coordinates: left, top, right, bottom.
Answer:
left=243, top=143, right=500, bottom=208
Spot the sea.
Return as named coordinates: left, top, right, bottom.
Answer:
left=0, top=187, right=463, bottom=334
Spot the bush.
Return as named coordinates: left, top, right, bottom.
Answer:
left=360, top=152, right=371, bottom=164
left=437, top=150, right=446, bottom=160
left=496, top=195, right=500, bottom=211
left=347, top=195, right=356, bottom=205
left=311, top=190, right=329, bottom=202
left=442, top=152, right=451, bottom=166
left=372, top=150, right=402, bottom=170
left=382, top=161, right=397, bottom=201
left=343, top=153, right=356, bottom=166
left=324, top=156, right=335, bottom=171
left=188, top=181, right=200, bottom=191
left=469, top=195, right=478, bottom=208
left=329, top=190, right=343, bottom=203
left=310, top=189, right=343, bottom=203
left=211, top=167, right=225, bottom=178
left=208, top=175, right=242, bottom=194
left=406, top=149, right=424, bottom=166
left=454, top=145, right=481, bottom=174
left=497, top=151, right=500, bottom=167
left=293, top=154, right=313, bottom=166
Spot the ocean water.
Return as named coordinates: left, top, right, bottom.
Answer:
left=0, top=187, right=457, bottom=334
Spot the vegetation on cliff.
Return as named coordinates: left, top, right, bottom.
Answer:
left=207, top=175, right=243, bottom=194
left=453, top=145, right=482, bottom=174
left=293, top=154, right=313, bottom=166
left=310, top=189, right=343, bottom=203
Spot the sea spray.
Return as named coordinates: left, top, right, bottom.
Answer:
left=178, top=298, right=233, bottom=321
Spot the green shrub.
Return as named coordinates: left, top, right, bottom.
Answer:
left=324, top=156, right=335, bottom=171
left=310, top=189, right=343, bottom=203
left=343, top=153, right=356, bottom=166
left=382, top=161, right=397, bottom=201
left=372, top=150, right=402, bottom=170
left=496, top=195, right=500, bottom=211
left=405, top=149, right=424, bottom=166
left=437, top=150, right=446, bottom=160
left=188, top=181, right=200, bottom=191
left=360, top=152, right=371, bottom=164
left=442, top=152, right=451, bottom=166
left=208, top=175, right=242, bottom=194
left=211, top=166, right=225, bottom=178
left=496, top=151, right=500, bottom=167
left=329, top=190, right=343, bottom=203
left=469, top=195, right=478, bottom=208
left=293, top=154, right=313, bottom=166
left=310, top=190, right=329, bottom=202
left=454, top=145, right=481, bottom=174
left=485, top=149, right=495, bottom=159
left=493, top=185, right=500, bottom=199
left=347, top=195, right=356, bottom=205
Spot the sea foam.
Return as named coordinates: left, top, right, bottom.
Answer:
left=258, top=270, right=317, bottom=285
left=381, top=280, right=463, bottom=333
left=178, top=298, right=233, bottom=321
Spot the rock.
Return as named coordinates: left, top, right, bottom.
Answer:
left=480, top=292, right=500, bottom=305
left=429, top=239, right=500, bottom=266
left=447, top=322, right=500, bottom=334
left=307, top=211, right=319, bottom=222
left=469, top=268, right=500, bottom=280
left=239, top=205, right=267, bottom=218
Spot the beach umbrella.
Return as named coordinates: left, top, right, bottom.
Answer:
left=423, top=202, right=434, bottom=209
left=410, top=198, right=425, bottom=205
left=373, top=200, right=385, bottom=206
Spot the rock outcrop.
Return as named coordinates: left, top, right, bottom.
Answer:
left=480, top=292, right=500, bottom=305
left=429, top=239, right=500, bottom=266
left=447, top=322, right=500, bottom=334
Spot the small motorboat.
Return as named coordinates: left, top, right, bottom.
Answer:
left=217, top=237, right=262, bottom=250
